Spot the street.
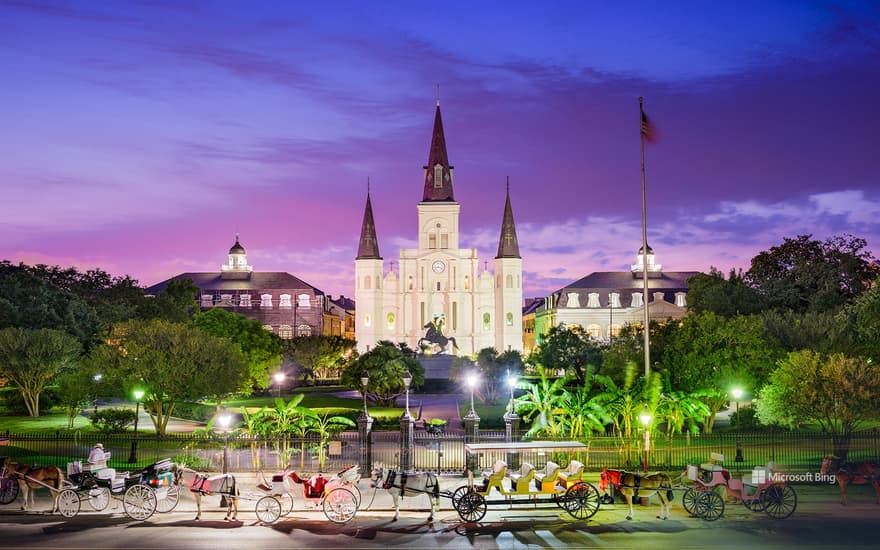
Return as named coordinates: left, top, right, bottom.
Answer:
left=1, top=481, right=879, bottom=549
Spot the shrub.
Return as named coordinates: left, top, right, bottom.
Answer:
left=730, top=407, right=760, bottom=431
left=91, top=408, right=137, bottom=433
left=173, top=402, right=216, bottom=423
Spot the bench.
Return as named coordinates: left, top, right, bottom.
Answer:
left=558, top=460, right=584, bottom=488
left=534, top=461, right=560, bottom=491
left=508, top=462, right=534, bottom=493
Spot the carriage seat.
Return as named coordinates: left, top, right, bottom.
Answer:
left=508, top=462, right=535, bottom=493
left=743, top=464, right=774, bottom=489
left=558, top=460, right=584, bottom=487
left=256, top=471, right=275, bottom=493
left=481, top=460, right=507, bottom=494
left=701, top=452, right=726, bottom=472
left=96, top=468, right=128, bottom=491
left=534, top=461, right=560, bottom=491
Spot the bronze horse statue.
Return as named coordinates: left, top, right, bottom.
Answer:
left=418, top=321, right=458, bottom=354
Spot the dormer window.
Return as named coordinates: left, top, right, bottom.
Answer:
left=220, top=294, right=233, bottom=306
left=200, top=295, right=213, bottom=308
left=609, top=292, right=621, bottom=308
left=279, top=294, right=292, bottom=309
left=239, top=294, right=252, bottom=308
left=675, top=292, right=687, bottom=307
left=566, top=292, right=580, bottom=308
left=434, top=164, right=443, bottom=188
left=297, top=294, right=310, bottom=308
left=261, top=294, right=273, bottom=308
left=631, top=292, right=643, bottom=308
left=587, top=293, right=600, bottom=308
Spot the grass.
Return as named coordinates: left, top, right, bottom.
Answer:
left=0, top=411, right=95, bottom=433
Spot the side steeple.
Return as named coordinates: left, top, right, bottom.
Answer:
left=356, top=185, right=382, bottom=260
left=496, top=179, right=521, bottom=259
left=422, top=98, right=455, bottom=202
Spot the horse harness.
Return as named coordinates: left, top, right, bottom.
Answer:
left=381, top=469, right=439, bottom=500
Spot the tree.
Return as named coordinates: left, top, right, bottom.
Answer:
left=745, top=234, right=878, bottom=313
left=340, top=341, right=423, bottom=407
left=54, top=355, right=104, bottom=429
left=0, top=262, right=101, bottom=348
left=514, top=371, right=569, bottom=438
left=761, top=309, right=851, bottom=355
left=686, top=268, right=765, bottom=316
left=141, top=277, right=200, bottom=323
left=451, top=348, right=524, bottom=404
left=103, top=319, right=248, bottom=434
left=844, top=281, right=880, bottom=362
left=283, top=335, right=355, bottom=382
left=192, top=308, right=283, bottom=391
left=662, top=312, right=779, bottom=433
left=755, top=351, right=880, bottom=458
left=530, top=325, right=603, bottom=386
left=0, top=328, right=81, bottom=416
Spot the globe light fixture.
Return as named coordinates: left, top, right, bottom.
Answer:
left=732, top=387, right=744, bottom=414
left=466, top=373, right=479, bottom=417
left=218, top=413, right=232, bottom=473
left=273, top=371, right=285, bottom=397
left=639, top=407, right=652, bottom=473
left=506, top=373, right=518, bottom=415
left=360, top=374, right=370, bottom=416
left=402, top=370, right=413, bottom=418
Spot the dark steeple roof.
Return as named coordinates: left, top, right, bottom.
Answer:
left=422, top=100, right=455, bottom=202
left=356, top=189, right=381, bottom=260
left=229, top=233, right=246, bottom=255
left=496, top=180, right=521, bottom=259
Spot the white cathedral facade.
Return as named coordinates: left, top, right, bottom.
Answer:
left=354, top=101, right=523, bottom=356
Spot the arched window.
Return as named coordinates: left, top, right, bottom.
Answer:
left=278, top=325, right=293, bottom=339
left=464, top=275, right=470, bottom=290
left=506, top=312, right=513, bottom=326
left=262, top=324, right=274, bottom=333
left=408, top=276, right=414, bottom=290
left=482, top=313, right=491, bottom=331
left=364, top=276, right=371, bottom=290
left=436, top=281, right=441, bottom=291
left=609, top=324, right=622, bottom=339
left=586, top=324, right=602, bottom=339
left=386, top=312, right=395, bottom=330
left=364, top=314, right=371, bottom=327
left=296, top=324, right=312, bottom=337
left=506, top=274, right=513, bottom=288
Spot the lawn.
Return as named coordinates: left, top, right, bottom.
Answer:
left=0, top=411, right=94, bottom=433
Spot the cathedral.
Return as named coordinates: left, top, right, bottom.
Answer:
left=354, top=100, right=523, bottom=356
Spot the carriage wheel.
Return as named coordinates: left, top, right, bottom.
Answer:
left=682, top=488, right=700, bottom=516
left=123, top=484, right=157, bottom=521
left=761, top=484, right=797, bottom=519
left=88, top=486, right=110, bottom=511
left=563, top=482, right=600, bottom=520
left=742, top=493, right=766, bottom=512
left=156, top=483, right=180, bottom=513
left=451, top=485, right=471, bottom=509
left=323, top=487, right=358, bottom=524
left=255, top=496, right=282, bottom=524
left=57, top=489, right=81, bottom=518
left=695, top=490, right=724, bottom=521
left=0, top=477, right=20, bottom=505
left=347, top=483, right=362, bottom=507
left=455, top=491, right=486, bottom=522
left=282, top=493, right=296, bottom=516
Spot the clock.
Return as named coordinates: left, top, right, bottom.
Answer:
left=431, top=260, right=446, bottom=273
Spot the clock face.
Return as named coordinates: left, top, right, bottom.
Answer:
left=432, top=260, right=446, bottom=273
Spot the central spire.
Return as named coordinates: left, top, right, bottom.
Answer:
left=496, top=178, right=521, bottom=259
left=356, top=184, right=381, bottom=260
left=422, top=100, right=455, bottom=202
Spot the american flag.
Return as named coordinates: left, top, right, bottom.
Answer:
left=640, top=110, right=656, bottom=143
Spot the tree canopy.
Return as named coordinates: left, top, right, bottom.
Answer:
left=756, top=351, right=880, bottom=458
left=685, top=268, right=765, bottom=316
left=192, top=308, right=283, bottom=391
left=282, top=335, right=356, bottom=382
left=0, top=327, right=82, bottom=416
left=745, top=234, right=878, bottom=313
left=340, top=341, right=423, bottom=407
left=529, top=324, right=603, bottom=387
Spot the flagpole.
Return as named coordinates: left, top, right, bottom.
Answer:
left=639, top=97, right=650, bottom=380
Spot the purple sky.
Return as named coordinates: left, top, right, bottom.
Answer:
left=2, top=1, right=879, bottom=299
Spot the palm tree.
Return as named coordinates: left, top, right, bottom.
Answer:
left=514, top=370, right=569, bottom=438
left=303, top=412, right=356, bottom=470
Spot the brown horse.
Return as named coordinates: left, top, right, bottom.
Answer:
left=820, top=456, right=880, bottom=505
left=6, top=462, right=64, bottom=512
left=599, top=468, right=674, bottom=520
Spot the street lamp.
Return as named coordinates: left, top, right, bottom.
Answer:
left=218, top=413, right=232, bottom=474
left=639, top=408, right=652, bottom=474
left=506, top=373, right=518, bottom=416
left=128, top=389, right=145, bottom=464
left=273, top=371, right=285, bottom=398
left=360, top=373, right=370, bottom=417
left=466, top=373, right=479, bottom=418
left=402, top=370, right=412, bottom=418
left=731, top=388, right=744, bottom=414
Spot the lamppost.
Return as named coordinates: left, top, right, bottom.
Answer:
left=273, top=371, right=285, bottom=398
left=128, top=389, right=144, bottom=463
left=93, top=374, right=102, bottom=414
left=639, top=408, right=652, bottom=474
left=506, top=373, right=517, bottom=415
left=218, top=413, right=232, bottom=474
left=504, top=372, right=520, bottom=469
left=402, top=370, right=413, bottom=418
left=358, top=373, right=373, bottom=477
left=465, top=373, right=479, bottom=419
left=361, top=374, right=370, bottom=417
left=731, top=388, right=743, bottom=414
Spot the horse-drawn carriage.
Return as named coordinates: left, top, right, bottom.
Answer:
left=256, top=465, right=362, bottom=524
left=451, top=441, right=602, bottom=522
left=58, top=454, right=178, bottom=520
left=680, top=453, right=797, bottom=521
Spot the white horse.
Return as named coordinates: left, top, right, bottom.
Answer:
left=176, top=467, right=239, bottom=521
left=370, top=463, right=440, bottom=521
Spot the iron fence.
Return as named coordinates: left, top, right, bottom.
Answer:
left=2, top=429, right=878, bottom=475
